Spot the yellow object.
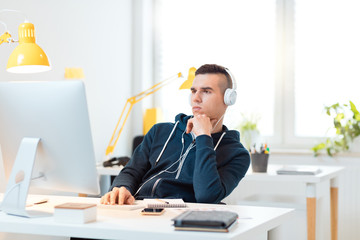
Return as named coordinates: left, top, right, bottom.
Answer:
left=179, top=67, right=196, bottom=89
left=0, top=32, right=12, bottom=45
left=143, top=108, right=163, bottom=135
left=6, top=22, right=51, bottom=73
left=105, top=72, right=183, bottom=157
left=65, top=68, right=85, bottom=79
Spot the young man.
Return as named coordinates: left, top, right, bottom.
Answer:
left=100, top=64, right=250, bottom=205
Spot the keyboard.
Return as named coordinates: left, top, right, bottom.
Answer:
left=97, top=202, right=145, bottom=211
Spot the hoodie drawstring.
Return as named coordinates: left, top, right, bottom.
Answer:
left=155, top=120, right=179, bottom=165
left=214, top=132, right=226, bottom=151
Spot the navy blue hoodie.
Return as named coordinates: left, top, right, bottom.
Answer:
left=110, top=113, right=250, bottom=203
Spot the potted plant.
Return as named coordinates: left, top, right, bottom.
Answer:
left=236, top=114, right=260, bottom=151
left=312, top=101, right=360, bottom=157
left=236, top=114, right=269, bottom=172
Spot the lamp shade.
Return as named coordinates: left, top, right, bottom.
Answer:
left=7, top=22, right=50, bottom=73
left=179, top=67, right=196, bottom=89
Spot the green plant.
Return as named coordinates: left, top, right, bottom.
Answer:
left=236, top=114, right=260, bottom=150
left=312, top=101, right=360, bottom=157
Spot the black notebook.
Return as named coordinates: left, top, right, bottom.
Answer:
left=172, top=210, right=238, bottom=232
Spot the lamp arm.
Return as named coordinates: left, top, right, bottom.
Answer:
left=105, top=73, right=182, bottom=157
left=105, top=98, right=135, bottom=156
left=132, top=73, right=182, bottom=103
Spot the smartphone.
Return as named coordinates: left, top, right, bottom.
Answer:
left=141, top=208, right=165, bottom=215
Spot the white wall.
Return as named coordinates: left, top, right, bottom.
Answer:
left=0, top=0, right=134, bottom=162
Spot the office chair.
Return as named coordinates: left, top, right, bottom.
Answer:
left=103, top=135, right=144, bottom=168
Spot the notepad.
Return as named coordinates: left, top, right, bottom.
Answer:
left=143, top=198, right=187, bottom=208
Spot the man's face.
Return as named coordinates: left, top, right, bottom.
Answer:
left=190, top=73, right=227, bottom=120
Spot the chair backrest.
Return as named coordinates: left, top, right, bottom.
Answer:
left=132, top=135, right=144, bottom=153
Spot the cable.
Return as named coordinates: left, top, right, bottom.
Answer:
left=174, top=141, right=196, bottom=179
left=135, top=128, right=193, bottom=196
left=134, top=153, right=185, bottom=196
left=0, top=21, right=8, bottom=32
left=0, top=9, right=28, bottom=22
left=135, top=122, right=181, bottom=196
left=134, top=115, right=227, bottom=196
left=211, top=114, right=225, bottom=133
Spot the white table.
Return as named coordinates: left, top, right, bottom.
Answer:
left=97, top=165, right=123, bottom=176
left=0, top=194, right=294, bottom=240
left=225, top=164, right=344, bottom=240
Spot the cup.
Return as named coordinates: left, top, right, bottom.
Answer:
left=250, top=153, right=269, bottom=173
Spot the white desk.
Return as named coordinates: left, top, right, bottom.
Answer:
left=0, top=194, right=293, bottom=240
left=225, top=164, right=344, bottom=240
left=97, top=165, right=123, bottom=176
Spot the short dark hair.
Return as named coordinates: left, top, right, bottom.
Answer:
left=195, top=64, right=232, bottom=89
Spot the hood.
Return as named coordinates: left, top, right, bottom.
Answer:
left=174, top=113, right=240, bottom=142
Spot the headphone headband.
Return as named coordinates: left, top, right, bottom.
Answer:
left=224, top=68, right=237, bottom=90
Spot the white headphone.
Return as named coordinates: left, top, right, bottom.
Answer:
left=223, top=68, right=237, bottom=106
left=189, top=67, right=237, bottom=106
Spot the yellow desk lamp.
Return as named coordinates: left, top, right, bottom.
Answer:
left=105, top=67, right=197, bottom=158
left=0, top=9, right=51, bottom=73
left=64, top=67, right=85, bottom=79
left=179, top=67, right=196, bottom=90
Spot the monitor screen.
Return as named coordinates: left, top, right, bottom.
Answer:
left=0, top=81, right=100, bottom=217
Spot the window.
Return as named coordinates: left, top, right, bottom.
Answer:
left=154, top=0, right=276, bottom=137
left=294, top=0, right=360, bottom=137
left=153, top=0, right=360, bottom=149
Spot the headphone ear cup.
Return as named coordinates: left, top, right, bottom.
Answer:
left=224, top=88, right=237, bottom=106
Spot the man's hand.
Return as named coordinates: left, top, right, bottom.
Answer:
left=186, top=114, right=215, bottom=136
left=100, top=186, right=135, bottom=205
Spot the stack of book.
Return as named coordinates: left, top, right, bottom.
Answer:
left=276, top=166, right=322, bottom=175
left=54, top=202, right=97, bottom=224
left=172, top=210, right=238, bottom=232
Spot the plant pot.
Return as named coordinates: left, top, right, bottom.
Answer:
left=251, top=153, right=269, bottom=173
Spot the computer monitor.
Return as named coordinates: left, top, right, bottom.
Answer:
left=0, top=81, right=100, bottom=217
left=0, top=148, right=5, bottom=193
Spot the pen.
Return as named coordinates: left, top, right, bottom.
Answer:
left=26, top=198, right=49, bottom=207
left=156, top=199, right=169, bottom=204
left=261, top=144, right=269, bottom=154
left=34, top=199, right=48, bottom=205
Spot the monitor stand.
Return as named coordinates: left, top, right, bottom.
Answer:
left=0, top=137, right=51, bottom=218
